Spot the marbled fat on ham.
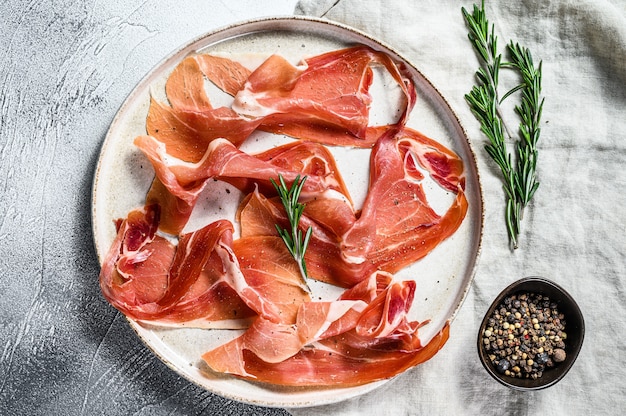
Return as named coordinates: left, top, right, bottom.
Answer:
left=99, top=45, right=468, bottom=387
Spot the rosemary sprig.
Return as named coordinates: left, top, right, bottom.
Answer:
left=270, top=174, right=313, bottom=291
left=462, top=1, right=544, bottom=249
left=508, top=42, right=543, bottom=208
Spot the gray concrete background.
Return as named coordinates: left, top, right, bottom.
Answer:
left=0, top=1, right=296, bottom=414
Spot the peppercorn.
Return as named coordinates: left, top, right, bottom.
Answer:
left=535, top=352, right=549, bottom=365
left=482, top=292, right=568, bottom=380
left=496, top=359, right=510, bottom=374
left=553, top=348, right=566, bottom=362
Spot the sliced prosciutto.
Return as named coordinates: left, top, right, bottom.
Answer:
left=99, top=205, right=171, bottom=316
left=99, top=44, right=470, bottom=388
left=145, top=54, right=257, bottom=164
left=134, top=136, right=355, bottom=233
left=237, top=188, right=366, bottom=287
left=231, top=236, right=311, bottom=324
left=235, top=45, right=417, bottom=147
left=165, top=54, right=252, bottom=110
left=99, top=205, right=256, bottom=328
left=145, top=97, right=260, bottom=163
left=163, top=54, right=212, bottom=112
left=341, top=126, right=468, bottom=274
left=202, top=272, right=447, bottom=386
left=235, top=127, right=468, bottom=287
left=231, top=324, right=448, bottom=387
left=143, top=44, right=416, bottom=172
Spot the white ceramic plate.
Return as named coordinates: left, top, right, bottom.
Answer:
left=92, top=16, right=483, bottom=408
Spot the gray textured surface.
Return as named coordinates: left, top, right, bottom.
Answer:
left=0, top=1, right=295, bottom=414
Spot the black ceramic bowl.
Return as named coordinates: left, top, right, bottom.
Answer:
left=477, top=276, right=584, bottom=390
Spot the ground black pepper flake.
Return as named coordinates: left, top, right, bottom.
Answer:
left=482, top=292, right=568, bottom=380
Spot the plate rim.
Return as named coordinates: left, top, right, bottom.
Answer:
left=91, top=14, right=484, bottom=408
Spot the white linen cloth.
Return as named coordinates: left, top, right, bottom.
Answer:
left=289, top=0, right=626, bottom=415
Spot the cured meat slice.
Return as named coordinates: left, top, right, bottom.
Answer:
left=200, top=274, right=385, bottom=374
left=164, top=53, right=251, bottom=113
left=134, top=136, right=354, bottom=232
left=250, top=139, right=352, bottom=201
left=156, top=218, right=232, bottom=308
left=144, top=44, right=416, bottom=172
left=145, top=98, right=260, bottom=163
left=339, top=270, right=393, bottom=302
left=145, top=54, right=256, bottom=163
left=237, top=188, right=368, bottom=288
left=295, top=299, right=368, bottom=342
left=255, top=323, right=449, bottom=387
left=341, top=127, right=468, bottom=274
left=231, top=236, right=310, bottom=324
left=164, top=55, right=213, bottom=112
left=145, top=177, right=194, bottom=235
left=191, top=54, right=252, bottom=98
left=201, top=298, right=367, bottom=369
left=149, top=228, right=256, bottom=328
left=235, top=127, right=467, bottom=288
left=99, top=206, right=255, bottom=327
left=201, top=272, right=445, bottom=386
left=396, top=127, right=466, bottom=193
left=296, top=271, right=396, bottom=342
left=99, top=205, right=173, bottom=317
left=234, top=45, right=417, bottom=147
left=353, top=278, right=419, bottom=339
left=159, top=267, right=255, bottom=328
left=211, top=139, right=352, bottom=201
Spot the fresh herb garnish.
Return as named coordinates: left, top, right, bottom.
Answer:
left=462, top=1, right=544, bottom=249
left=270, top=174, right=313, bottom=290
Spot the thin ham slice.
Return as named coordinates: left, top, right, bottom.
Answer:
left=99, top=206, right=256, bottom=328
left=164, top=54, right=213, bottom=112
left=235, top=45, right=417, bottom=147
left=200, top=272, right=386, bottom=373
left=136, top=136, right=352, bottom=202
left=250, top=323, right=448, bottom=387
left=341, top=127, right=468, bottom=274
left=237, top=188, right=367, bottom=288
left=191, top=54, right=252, bottom=98
left=99, top=205, right=172, bottom=318
left=231, top=236, right=311, bottom=324
left=142, top=44, right=416, bottom=175
left=146, top=54, right=257, bottom=163
left=161, top=46, right=416, bottom=148
left=145, top=98, right=260, bottom=163
left=134, top=136, right=355, bottom=233
left=201, top=272, right=444, bottom=386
